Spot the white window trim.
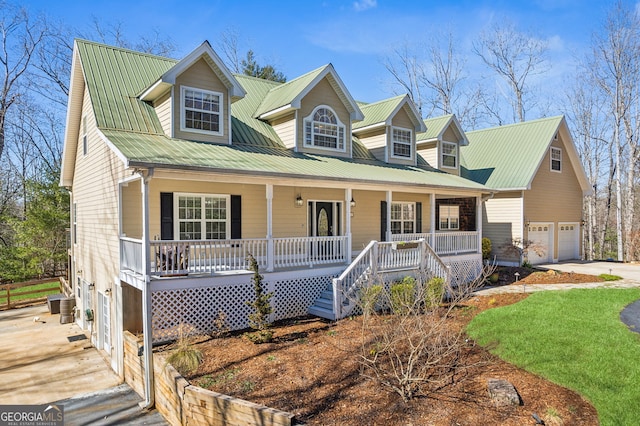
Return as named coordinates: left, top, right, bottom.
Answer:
left=73, top=202, right=77, bottom=245
left=439, top=205, right=459, bottom=230
left=82, top=116, right=88, bottom=156
left=174, top=192, right=231, bottom=240
left=550, top=147, right=562, bottom=172
left=441, top=141, right=458, bottom=169
left=303, top=105, right=346, bottom=153
left=390, top=126, right=413, bottom=160
left=390, top=201, right=416, bottom=234
left=180, top=85, right=224, bottom=136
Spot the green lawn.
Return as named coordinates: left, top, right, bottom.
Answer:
left=466, top=288, right=640, bottom=426
left=0, top=281, right=61, bottom=305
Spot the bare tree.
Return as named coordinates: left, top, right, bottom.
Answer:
left=473, top=20, right=549, bottom=123
left=382, top=41, right=427, bottom=116
left=0, top=1, right=47, bottom=159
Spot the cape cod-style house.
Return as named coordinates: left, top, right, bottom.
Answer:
left=60, top=39, right=587, bottom=390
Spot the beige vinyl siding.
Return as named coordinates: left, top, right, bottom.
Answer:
left=271, top=112, right=296, bottom=149
left=442, top=126, right=458, bottom=143
left=351, top=190, right=385, bottom=249
left=389, top=109, right=416, bottom=166
left=417, top=145, right=438, bottom=168
left=392, top=191, right=431, bottom=233
left=297, top=78, right=351, bottom=158
left=483, top=191, right=523, bottom=263
left=121, top=179, right=142, bottom=239
left=154, top=91, right=172, bottom=137
left=358, top=128, right=387, bottom=162
left=524, top=134, right=583, bottom=259
left=147, top=179, right=267, bottom=239
left=173, top=58, right=229, bottom=144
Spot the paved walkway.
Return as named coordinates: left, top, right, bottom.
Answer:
left=475, top=280, right=640, bottom=296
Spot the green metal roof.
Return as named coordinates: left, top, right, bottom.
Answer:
left=102, top=129, right=486, bottom=190
left=460, top=116, right=563, bottom=189
left=74, top=40, right=486, bottom=193
left=77, top=40, right=176, bottom=134
left=417, top=114, right=454, bottom=141
left=253, top=65, right=327, bottom=117
left=353, top=95, right=406, bottom=130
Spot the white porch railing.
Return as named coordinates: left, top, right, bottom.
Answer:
left=332, top=239, right=449, bottom=319
left=391, top=231, right=479, bottom=256
left=120, top=237, right=143, bottom=274
left=273, top=236, right=348, bottom=269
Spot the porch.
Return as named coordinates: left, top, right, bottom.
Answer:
left=119, top=231, right=480, bottom=279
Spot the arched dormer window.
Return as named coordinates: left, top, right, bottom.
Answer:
left=304, top=106, right=346, bottom=151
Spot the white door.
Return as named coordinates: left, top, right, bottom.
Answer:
left=527, top=224, right=552, bottom=265
left=97, top=292, right=111, bottom=353
left=82, top=279, right=92, bottom=330
left=558, top=223, right=580, bottom=261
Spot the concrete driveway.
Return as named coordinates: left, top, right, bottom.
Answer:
left=538, top=260, right=640, bottom=283
left=0, top=304, right=167, bottom=424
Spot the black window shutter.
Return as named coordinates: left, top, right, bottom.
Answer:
left=380, top=201, right=387, bottom=242
left=160, top=192, right=173, bottom=240
left=416, top=202, right=422, bottom=233
left=231, top=195, right=242, bottom=239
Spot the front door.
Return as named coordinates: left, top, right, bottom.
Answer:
left=309, top=201, right=342, bottom=260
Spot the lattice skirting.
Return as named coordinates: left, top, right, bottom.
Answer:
left=151, top=272, right=335, bottom=343
left=444, top=254, right=483, bottom=286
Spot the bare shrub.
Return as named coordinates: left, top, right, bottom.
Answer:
left=166, top=323, right=203, bottom=376
left=501, top=237, right=546, bottom=266
left=357, top=263, right=495, bottom=402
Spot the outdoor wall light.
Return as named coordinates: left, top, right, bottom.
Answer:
left=295, top=194, right=303, bottom=207
left=350, top=197, right=356, bottom=208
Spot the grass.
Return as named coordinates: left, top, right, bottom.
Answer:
left=599, top=273, right=623, bottom=281
left=467, top=288, right=640, bottom=425
left=0, top=281, right=60, bottom=305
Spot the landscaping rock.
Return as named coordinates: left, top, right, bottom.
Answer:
left=487, top=378, right=521, bottom=407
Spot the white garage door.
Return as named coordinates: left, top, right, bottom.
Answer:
left=558, top=223, right=580, bottom=261
left=527, top=224, right=552, bottom=265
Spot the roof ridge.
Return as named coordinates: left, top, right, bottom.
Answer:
left=75, top=38, right=179, bottom=63
left=467, top=115, right=563, bottom=135
left=233, top=72, right=282, bottom=86
left=264, top=64, right=328, bottom=94
left=358, top=94, right=406, bottom=108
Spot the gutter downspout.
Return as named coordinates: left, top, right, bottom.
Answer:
left=139, top=168, right=154, bottom=409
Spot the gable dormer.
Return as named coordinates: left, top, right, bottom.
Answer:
left=254, top=64, right=363, bottom=158
left=139, top=41, right=246, bottom=145
left=353, top=95, right=425, bottom=166
left=416, top=114, right=468, bottom=175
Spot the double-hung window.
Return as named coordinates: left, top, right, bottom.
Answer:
left=176, top=194, right=229, bottom=240
left=441, top=141, right=457, bottom=168
left=439, top=205, right=459, bottom=230
left=391, top=127, right=412, bottom=159
left=550, top=147, right=562, bottom=172
left=390, top=202, right=415, bottom=234
left=304, top=106, right=345, bottom=151
left=181, top=86, right=223, bottom=135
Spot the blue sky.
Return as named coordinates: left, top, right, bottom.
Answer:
left=25, top=0, right=622, bottom=105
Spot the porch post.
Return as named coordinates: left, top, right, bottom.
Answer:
left=345, top=188, right=353, bottom=263
left=266, top=184, right=274, bottom=272
left=139, top=168, right=154, bottom=408
left=430, top=192, right=436, bottom=247
left=386, top=191, right=392, bottom=242
left=476, top=194, right=483, bottom=254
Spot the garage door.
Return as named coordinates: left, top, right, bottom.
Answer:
left=527, top=224, right=552, bottom=265
left=558, top=223, right=580, bottom=261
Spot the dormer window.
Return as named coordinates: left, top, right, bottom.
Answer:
left=304, top=106, right=345, bottom=151
left=551, top=147, right=562, bottom=172
left=441, top=141, right=457, bottom=168
left=181, top=86, right=223, bottom=136
left=391, top=127, right=412, bottom=159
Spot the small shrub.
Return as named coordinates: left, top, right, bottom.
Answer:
left=390, top=277, right=416, bottom=314
left=424, top=277, right=445, bottom=308
left=360, top=283, right=383, bottom=318
left=245, top=254, right=274, bottom=344
left=521, top=260, right=533, bottom=268
left=599, top=273, right=622, bottom=281
left=482, top=237, right=492, bottom=261
left=166, top=324, right=202, bottom=376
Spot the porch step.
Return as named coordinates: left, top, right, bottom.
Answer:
left=308, top=284, right=336, bottom=320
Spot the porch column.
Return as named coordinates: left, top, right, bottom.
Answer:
left=476, top=195, right=483, bottom=254
left=140, top=168, right=154, bottom=408
left=345, top=188, right=352, bottom=263
left=430, top=192, right=436, bottom=247
left=386, top=191, right=392, bottom=242
left=266, top=184, right=274, bottom=272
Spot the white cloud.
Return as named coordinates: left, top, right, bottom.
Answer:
left=353, top=0, right=377, bottom=12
